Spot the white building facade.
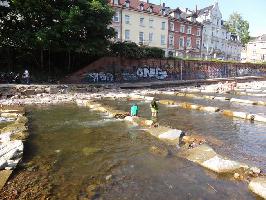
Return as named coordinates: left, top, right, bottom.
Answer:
left=241, top=34, right=266, bottom=63
left=197, top=2, right=242, bottom=61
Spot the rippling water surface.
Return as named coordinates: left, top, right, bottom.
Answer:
left=23, top=104, right=260, bottom=199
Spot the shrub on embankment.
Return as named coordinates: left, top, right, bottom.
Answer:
left=109, top=42, right=165, bottom=59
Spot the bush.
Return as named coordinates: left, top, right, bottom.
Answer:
left=110, top=41, right=165, bottom=59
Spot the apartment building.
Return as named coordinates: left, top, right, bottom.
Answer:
left=109, top=0, right=168, bottom=53
left=241, top=34, right=266, bottom=63
left=196, top=2, right=242, bottom=61
left=168, top=8, right=202, bottom=58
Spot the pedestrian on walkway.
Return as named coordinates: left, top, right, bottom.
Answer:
left=23, top=69, right=30, bottom=84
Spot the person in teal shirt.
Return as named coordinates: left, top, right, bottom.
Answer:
left=130, top=104, right=139, bottom=116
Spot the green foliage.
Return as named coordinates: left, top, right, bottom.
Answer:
left=110, top=42, right=165, bottom=59
left=0, top=0, right=115, bottom=52
left=224, top=12, right=250, bottom=45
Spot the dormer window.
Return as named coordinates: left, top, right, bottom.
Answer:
left=125, top=0, right=130, bottom=8
left=140, top=3, right=144, bottom=11
left=113, top=0, right=119, bottom=5
left=148, top=6, right=153, bottom=13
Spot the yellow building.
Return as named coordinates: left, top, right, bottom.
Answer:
left=110, top=0, right=168, bottom=53
left=121, top=6, right=168, bottom=51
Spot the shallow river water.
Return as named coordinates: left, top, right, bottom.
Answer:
left=0, top=102, right=258, bottom=200
left=9, top=104, right=262, bottom=200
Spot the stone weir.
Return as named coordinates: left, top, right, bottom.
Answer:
left=0, top=107, right=28, bottom=190
left=76, top=99, right=266, bottom=199
left=158, top=99, right=266, bottom=123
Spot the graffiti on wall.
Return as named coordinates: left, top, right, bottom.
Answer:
left=136, top=67, right=168, bottom=80
left=76, top=58, right=266, bottom=83
left=83, top=72, right=114, bottom=83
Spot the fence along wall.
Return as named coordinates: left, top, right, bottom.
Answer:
left=65, top=57, right=266, bottom=83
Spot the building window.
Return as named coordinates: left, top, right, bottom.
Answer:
left=114, top=27, right=120, bottom=39
left=125, top=15, right=130, bottom=24
left=149, top=32, right=153, bottom=42
left=139, top=32, right=144, bottom=44
left=186, top=37, right=191, bottom=48
left=113, top=0, right=119, bottom=5
left=140, top=17, right=144, bottom=26
left=169, top=34, right=174, bottom=46
left=148, top=6, right=153, bottom=12
left=197, top=28, right=201, bottom=36
left=161, top=35, right=165, bottom=45
left=187, top=26, right=192, bottom=34
left=180, top=25, right=185, bottom=33
left=179, top=37, right=184, bottom=48
left=125, top=30, right=130, bottom=40
left=125, top=0, right=130, bottom=8
left=113, top=11, right=119, bottom=22
left=149, top=19, right=153, bottom=28
left=196, top=39, right=201, bottom=49
left=161, top=22, right=166, bottom=30
left=170, top=22, right=174, bottom=31
left=140, top=4, right=144, bottom=11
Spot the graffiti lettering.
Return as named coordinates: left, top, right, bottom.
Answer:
left=85, top=72, right=114, bottom=83
left=136, top=67, right=168, bottom=80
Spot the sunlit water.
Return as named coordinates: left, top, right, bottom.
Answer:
left=100, top=96, right=266, bottom=172
left=20, top=104, right=259, bottom=199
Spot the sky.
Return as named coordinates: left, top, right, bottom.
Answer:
left=149, top=0, right=266, bottom=37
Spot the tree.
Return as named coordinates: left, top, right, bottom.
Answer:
left=0, top=0, right=115, bottom=73
left=224, top=12, right=250, bottom=45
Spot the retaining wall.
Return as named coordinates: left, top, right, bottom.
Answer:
left=64, top=57, right=266, bottom=84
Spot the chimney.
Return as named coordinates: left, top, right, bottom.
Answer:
left=163, top=3, right=165, bottom=8
left=186, top=8, right=188, bottom=13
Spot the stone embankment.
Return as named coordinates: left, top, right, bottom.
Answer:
left=76, top=99, right=266, bottom=199
left=0, top=107, right=28, bottom=190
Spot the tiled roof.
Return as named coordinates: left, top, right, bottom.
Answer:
left=109, top=0, right=165, bottom=15
left=197, top=5, right=214, bottom=16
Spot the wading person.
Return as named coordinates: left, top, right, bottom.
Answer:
left=150, top=99, right=158, bottom=118
left=130, top=103, right=139, bottom=117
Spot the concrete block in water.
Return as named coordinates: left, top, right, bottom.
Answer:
left=159, top=100, right=176, bottom=105
left=199, top=106, right=220, bottom=112
left=230, top=98, right=256, bottom=105
left=0, top=140, right=23, bottom=170
left=158, top=129, right=182, bottom=141
left=202, top=155, right=248, bottom=173
left=252, top=115, right=266, bottom=123
left=183, top=144, right=248, bottom=173
left=249, top=177, right=266, bottom=199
